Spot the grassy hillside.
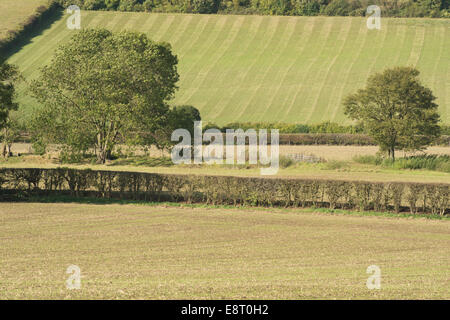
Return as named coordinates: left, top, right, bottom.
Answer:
left=0, top=0, right=49, bottom=40
left=1, top=202, right=449, bottom=299
left=6, top=11, right=450, bottom=124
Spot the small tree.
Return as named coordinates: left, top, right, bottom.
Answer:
left=30, top=29, right=179, bottom=163
left=344, top=66, right=441, bottom=161
left=0, top=59, right=19, bottom=158
left=1, top=115, right=22, bottom=159
left=140, top=105, right=201, bottom=153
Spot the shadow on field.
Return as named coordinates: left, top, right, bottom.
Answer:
left=0, top=8, right=64, bottom=59
left=0, top=193, right=158, bottom=206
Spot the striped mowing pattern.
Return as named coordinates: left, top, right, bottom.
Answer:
left=7, top=12, right=450, bottom=124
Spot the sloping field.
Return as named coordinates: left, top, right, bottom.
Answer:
left=7, top=11, right=450, bottom=124
left=0, top=202, right=449, bottom=299
left=0, top=0, right=48, bottom=40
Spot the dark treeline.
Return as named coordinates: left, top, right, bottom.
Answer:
left=207, top=121, right=450, bottom=135
left=56, top=0, right=450, bottom=18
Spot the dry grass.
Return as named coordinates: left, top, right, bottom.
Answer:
left=0, top=202, right=448, bottom=299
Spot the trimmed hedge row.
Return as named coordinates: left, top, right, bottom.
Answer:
left=0, top=1, right=61, bottom=57
left=278, top=133, right=376, bottom=146
left=14, top=131, right=450, bottom=146
left=1, top=168, right=448, bottom=215
left=280, top=134, right=450, bottom=146
left=226, top=133, right=449, bottom=146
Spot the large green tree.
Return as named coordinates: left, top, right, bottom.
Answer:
left=0, top=59, right=20, bottom=158
left=344, top=66, right=441, bottom=161
left=30, top=28, right=179, bottom=163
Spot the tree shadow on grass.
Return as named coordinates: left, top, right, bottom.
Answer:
left=0, top=8, right=64, bottom=60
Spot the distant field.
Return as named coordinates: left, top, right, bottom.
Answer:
left=0, top=202, right=448, bottom=299
left=6, top=12, right=450, bottom=124
left=0, top=0, right=48, bottom=40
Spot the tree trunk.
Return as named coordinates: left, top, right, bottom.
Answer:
left=6, top=143, right=11, bottom=158
left=390, top=147, right=395, bottom=162
left=97, top=149, right=107, bottom=164
left=106, top=148, right=112, bottom=160
left=1, top=142, right=7, bottom=159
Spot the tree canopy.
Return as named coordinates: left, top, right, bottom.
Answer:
left=0, top=59, right=19, bottom=128
left=344, top=66, right=441, bottom=161
left=0, top=59, right=20, bottom=158
left=30, top=28, right=179, bottom=163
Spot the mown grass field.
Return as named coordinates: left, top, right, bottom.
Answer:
left=0, top=202, right=448, bottom=299
left=6, top=11, right=450, bottom=124
left=0, top=0, right=48, bottom=40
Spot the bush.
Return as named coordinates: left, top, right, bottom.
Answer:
left=279, top=155, right=295, bottom=168
left=383, top=155, right=450, bottom=172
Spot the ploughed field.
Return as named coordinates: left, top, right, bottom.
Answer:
left=0, top=202, right=449, bottom=299
left=6, top=11, right=450, bottom=124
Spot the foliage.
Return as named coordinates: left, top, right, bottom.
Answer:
left=354, top=154, right=450, bottom=173
left=54, top=0, right=450, bottom=17
left=0, top=0, right=60, bottom=57
left=1, top=115, right=22, bottom=159
left=0, top=59, right=20, bottom=159
left=385, top=154, right=450, bottom=172
left=279, top=155, right=295, bottom=168
left=139, top=105, right=201, bottom=152
left=29, top=28, right=179, bottom=164
left=344, top=67, right=441, bottom=161
left=0, top=59, right=19, bottom=126
left=1, top=167, right=448, bottom=215
left=213, top=121, right=365, bottom=133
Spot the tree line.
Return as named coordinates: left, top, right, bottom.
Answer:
left=56, top=0, right=450, bottom=18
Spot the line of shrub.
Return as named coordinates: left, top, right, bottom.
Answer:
left=207, top=121, right=366, bottom=134
left=208, top=121, right=450, bottom=136
left=54, top=0, right=450, bottom=18
left=1, top=168, right=448, bottom=215
left=354, top=154, right=450, bottom=172
left=278, top=133, right=376, bottom=145
left=212, top=133, right=449, bottom=146
left=0, top=1, right=61, bottom=58
left=13, top=131, right=450, bottom=147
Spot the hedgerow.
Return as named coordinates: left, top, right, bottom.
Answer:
left=54, top=0, right=450, bottom=18
left=0, top=1, right=61, bottom=57
left=1, top=168, right=448, bottom=215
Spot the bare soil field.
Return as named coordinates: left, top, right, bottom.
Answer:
left=0, top=202, right=448, bottom=299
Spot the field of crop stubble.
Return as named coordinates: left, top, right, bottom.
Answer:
left=0, top=203, right=449, bottom=299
